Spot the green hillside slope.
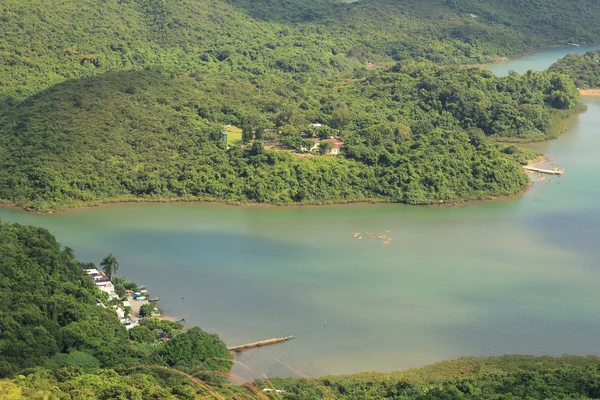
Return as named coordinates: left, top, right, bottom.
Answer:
left=549, top=50, right=600, bottom=89
left=0, top=0, right=590, bottom=211
left=0, top=220, right=234, bottom=397
left=2, top=0, right=600, bottom=107
left=1, top=63, right=581, bottom=211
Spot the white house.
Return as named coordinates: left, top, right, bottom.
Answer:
left=84, top=268, right=114, bottom=294
left=300, top=138, right=320, bottom=152
left=323, top=137, right=344, bottom=155
left=113, top=306, right=125, bottom=319
left=122, top=319, right=139, bottom=330
left=95, top=280, right=115, bottom=294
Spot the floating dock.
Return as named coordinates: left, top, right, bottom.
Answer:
left=523, top=166, right=564, bottom=175
left=228, top=335, right=295, bottom=352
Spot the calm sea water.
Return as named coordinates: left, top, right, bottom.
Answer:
left=2, top=47, right=600, bottom=379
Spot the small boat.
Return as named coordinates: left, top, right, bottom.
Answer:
left=568, top=43, right=581, bottom=47
left=149, top=297, right=160, bottom=302
left=178, top=319, right=186, bottom=323
left=378, top=235, right=386, bottom=239
left=382, top=241, right=390, bottom=245
left=356, top=236, right=362, bottom=240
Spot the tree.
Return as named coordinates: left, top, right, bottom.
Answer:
left=100, top=254, right=119, bottom=279
left=112, top=277, right=126, bottom=297
left=161, top=327, right=232, bottom=373
left=128, top=325, right=156, bottom=343
left=241, top=125, right=252, bottom=144
left=139, top=304, right=155, bottom=318
left=251, top=140, right=265, bottom=155
left=319, top=141, right=333, bottom=155
left=254, top=126, right=264, bottom=140
left=47, top=351, right=100, bottom=373
left=331, top=106, right=352, bottom=129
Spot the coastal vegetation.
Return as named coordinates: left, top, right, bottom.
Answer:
left=269, top=355, right=600, bottom=399
left=0, top=221, right=232, bottom=392
left=1, top=1, right=600, bottom=398
left=549, top=50, right=600, bottom=89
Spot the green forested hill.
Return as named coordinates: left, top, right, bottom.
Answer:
left=0, top=0, right=589, bottom=210
left=270, top=355, right=600, bottom=399
left=0, top=64, right=580, bottom=211
left=549, top=50, right=600, bottom=89
left=0, top=220, right=236, bottom=398
left=1, top=0, right=600, bottom=107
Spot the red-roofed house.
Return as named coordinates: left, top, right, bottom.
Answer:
left=300, top=138, right=320, bottom=152
left=323, top=137, right=344, bottom=155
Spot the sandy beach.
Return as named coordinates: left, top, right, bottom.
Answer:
left=127, top=293, right=179, bottom=323
left=527, top=155, right=549, bottom=168
left=579, top=89, right=600, bottom=96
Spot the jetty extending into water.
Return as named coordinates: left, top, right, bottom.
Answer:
left=523, top=166, right=565, bottom=175
left=228, top=335, right=295, bottom=352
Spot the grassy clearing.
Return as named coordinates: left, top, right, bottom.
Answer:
left=226, top=125, right=243, bottom=146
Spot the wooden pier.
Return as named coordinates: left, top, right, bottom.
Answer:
left=523, top=166, right=564, bottom=175
left=228, top=335, right=295, bottom=352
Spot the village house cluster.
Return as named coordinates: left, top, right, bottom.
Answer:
left=84, top=268, right=139, bottom=330
left=222, top=123, right=345, bottom=155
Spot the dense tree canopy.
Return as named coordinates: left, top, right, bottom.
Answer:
left=269, top=355, right=600, bottom=399
left=4, top=354, right=600, bottom=399
left=0, top=64, right=578, bottom=211
left=549, top=50, right=600, bottom=89
left=0, top=222, right=129, bottom=375
left=0, top=0, right=587, bottom=211
left=1, top=0, right=600, bottom=398
left=1, top=0, right=599, bottom=108
left=0, top=221, right=231, bottom=381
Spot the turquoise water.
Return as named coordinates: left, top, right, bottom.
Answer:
left=486, top=44, right=600, bottom=76
left=2, top=47, right=600, bottom=379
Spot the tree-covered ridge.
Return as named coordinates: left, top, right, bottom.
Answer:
left=549, top=51, right=600, bottom=89
left=269, top=355, right=600, bottom=399
left=0, top=221, right=231, bottom=389
left=4, top=354, right=600, bottom=399
left=0, top=63, right=579, bottom=211
left=338, top=62, right=581, bottom=141
left=1, top=0, right=600, bottom=108
left=0, top=222, right=129, bottom=375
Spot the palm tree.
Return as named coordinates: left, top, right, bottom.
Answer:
left=100, top=253, right=119, bottom=279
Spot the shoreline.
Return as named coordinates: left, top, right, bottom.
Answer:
left=0, top=182, right=539, bottom=214
left=473, top=43, right=600, bottom=69
left=0, top=151, right=557, bottom=214
left=579, top=88, right=600, bottom=96
left=1, top=46, right=587, bottom=216
left=125, top=292, right=183, bottom=324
